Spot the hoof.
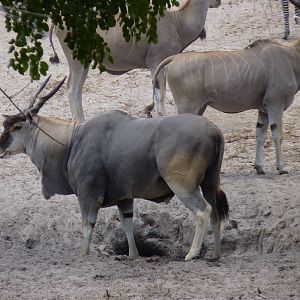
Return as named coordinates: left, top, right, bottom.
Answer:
left=279, top=170, right=289, bottom=175
left=185, top=253, right=196, bottom=261
left=206, top=256, right=220, bottom=262
left=281, top=30, right=290, bottom=40
left=254, top=165, right=265, bottom=175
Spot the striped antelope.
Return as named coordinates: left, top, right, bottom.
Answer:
left=150, top=39, right=300, bottom=175
left=281, top=0, right=300, bottom=39
left=50, top=0, right=221, bottom=121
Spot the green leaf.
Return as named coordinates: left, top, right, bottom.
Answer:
left=2, top=0, right=179, bottom=79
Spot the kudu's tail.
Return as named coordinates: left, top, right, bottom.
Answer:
left=143, top=55, right=177, bottom=117
left=49, top=24, right=60, bottom=64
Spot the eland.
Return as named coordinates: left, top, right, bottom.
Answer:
left=0, top=77, right=228, bottom=261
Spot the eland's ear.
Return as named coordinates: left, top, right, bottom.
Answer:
left=25, top=111, right=34, bottom=123
left=1, top=114, right=9, bottom=120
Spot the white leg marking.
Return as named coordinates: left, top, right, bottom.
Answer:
left=185, top=205, right=212, bottom=261
left=121, top=217, right=139, bottom=257
left=81, top=222, right=93, bottom=255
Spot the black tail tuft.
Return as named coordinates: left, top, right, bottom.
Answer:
left=217, top=189, right=229, bottom=220
left=200, top=28, right=206, bottom=40
left=49, top=53, right=60, bottom=64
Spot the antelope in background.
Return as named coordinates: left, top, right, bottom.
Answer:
left=50, top=0, right=221, bottom=120
left=150, top=39, right=300, bottom=175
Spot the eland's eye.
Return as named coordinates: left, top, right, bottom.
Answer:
left=14, top=125, right=22, bottom=130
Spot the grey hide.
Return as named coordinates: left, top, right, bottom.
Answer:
left=0, top=110, right=228, bottom=261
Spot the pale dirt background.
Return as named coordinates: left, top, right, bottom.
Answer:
left=0, top=0, right=299, bottom=299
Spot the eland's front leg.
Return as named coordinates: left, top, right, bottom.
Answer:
left=78, top=197, right=102, bottom=255
left=117, top=199, right=139, bottom=257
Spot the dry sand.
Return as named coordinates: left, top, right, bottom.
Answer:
left=0, top=0, right=299, bottom=299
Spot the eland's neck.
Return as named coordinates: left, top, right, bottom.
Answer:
left=25, top=116, right=76, bottom=198
left=26, top=116, right=75, bottom=161
left=172, top=0, right=209, bottom=50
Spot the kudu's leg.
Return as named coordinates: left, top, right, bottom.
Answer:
left=66, top=61, right=88, bottom=121
left=60, top=40, right=88, bottom=121
left=254, top=111, right=269, bottom=174
left=268, top=109, right=288, bottom=174
left=117, top=199, right=139, bottom=257
left=151, top=68, right=166, bottom=116
left=78, top=197, right=101, bottom=255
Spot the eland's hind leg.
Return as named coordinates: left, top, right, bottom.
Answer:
left=201, top=185, right=221, bottom=260
left=254, top=111, right=269, bottom=174
left=168, top=184, right=212, bottom=261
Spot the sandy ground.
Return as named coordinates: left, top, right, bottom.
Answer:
left=0, top=0, right=299, bottom=299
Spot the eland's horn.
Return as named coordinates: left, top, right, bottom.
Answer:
left=28, top=75, right=51, bottom=109
left=28, top=77, right=66, bottom=115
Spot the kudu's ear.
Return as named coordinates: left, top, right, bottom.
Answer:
left=28, top=77, right=66, bottom=115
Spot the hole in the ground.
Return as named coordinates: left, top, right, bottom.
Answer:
left=111, top=234, right=169, bottom=257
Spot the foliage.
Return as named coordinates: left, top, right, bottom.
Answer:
left=0, top=0, right=179, bottom=80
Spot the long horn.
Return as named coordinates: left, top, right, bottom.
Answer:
left=28, top=77, right=66, bottom=115
left=0, top=87, right=27, bottom=117
left=28, top=74, right=51, bottom=109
